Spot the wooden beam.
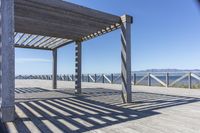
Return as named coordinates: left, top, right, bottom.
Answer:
left=48, top=40, right=66, bottom=49
left=191, top=73, right=200, bottom=81
left=0, top=0, right=15, bottom=122
left=170, top=73, right=188, bottom=87
left=15, top=44, right=52, bottom=50
left=15, top=4, right=108, bottom=31
left=14, top=0, right=121, bottom=39
left=25, top=35, right=39, bottom=45
left=20, top=34, right=32, bottom=45
left=52, top=40, right=74, bottom=50
left=41, top=38, right=62, bottom=48
left=38, top=38, right=58, bottom=48
left=34, top=37, right=52, bottom=47
left=14, top=0, right=120, bottom=24
left=15, top=16, right=83, bottom=39
left=150, top=74, right=166, bottom=87
left=80, top=24, right=121, bottom=42
left=136, top=74, right=148, bottom=85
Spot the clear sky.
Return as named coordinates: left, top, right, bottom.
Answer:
left=15, top=0, right=200, bottom=75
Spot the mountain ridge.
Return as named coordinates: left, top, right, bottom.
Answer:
left=134, top=69, right=200, bottom=73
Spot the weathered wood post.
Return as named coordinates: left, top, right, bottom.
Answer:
left=188, top=72, right=192, bottom=89
left=121, top=15, right=132, bottom=103
left=0, top=0, right=15, bottom=122
left=111, top=74, right=114, bottom=84
left=133, top=73, right=136, bottom=85
left=72, top=74, right=74, bottom=81
left=52, top=49, right=57, bottom=89
left=81, top=74, right=84, bottom=82
left=87, top=74, right=90, bottom=82
left=148, top=73, right=151, bottom=86
left=166, top=73, right=169, bottom=87
left=75, top=41, right=82, bottom=94
left=94, top=74, right=97, bottom=83
left=102, top=74, right=105, bottom=83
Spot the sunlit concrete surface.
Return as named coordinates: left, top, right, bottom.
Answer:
left=1, top=80, right=200, bottom=133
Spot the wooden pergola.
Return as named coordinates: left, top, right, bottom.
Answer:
left=0, top=0, right=132, bottom=122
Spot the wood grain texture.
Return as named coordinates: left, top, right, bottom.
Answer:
left=14, top=0, right=121, bottom=40
left=1, top=80, right=200, bottom=133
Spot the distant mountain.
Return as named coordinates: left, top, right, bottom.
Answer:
left=133, top=69, right=200, bottom=73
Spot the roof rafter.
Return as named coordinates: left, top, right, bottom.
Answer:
left=13, top=0, right=126, bottom=50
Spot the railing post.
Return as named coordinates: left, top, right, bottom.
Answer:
left=87, top=74, right=90, bottom=82
left=111, top=74, right=114, bottom=84
left=67, top=75, right=69, bottom=81
left=72, top=74, right=74, bottom=81
left=166, top=73, right=169, bottom=87
left=102, top=74, right=105, bottom=83
left=94, top=74, right=97, bottom=83
left=133, top=73, right=136, bottom=85
left=148, top=73, right=151, bottom=86
left=188, top=72, right=192, bottom=89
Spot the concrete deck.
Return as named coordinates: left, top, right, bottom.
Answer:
left=1, top=79, right=200, bottom=133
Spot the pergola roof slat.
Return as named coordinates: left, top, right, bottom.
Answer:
left=38, top=37, right=54, bottom=47
left=15, top=3, right=110, bottom=30
left=20, top=34, right=32, bottom=45
left=37, top=37, right=57, bottom=48
left=25, top=35, right=39, bottom=46
left=29, top=36, right=46, bottom=47
left=33, top=37, right=52, bottom=47
left=47, top=39, right=69, bottom=49
left=15, top=16, right=84, bottom=39
left=14, top=32, right=72, bottom=50
left=15, top=0, right=120, bottom=23
left=14, top=0, right=123, bottom=50
left=42, top=38, right=63, bottom=48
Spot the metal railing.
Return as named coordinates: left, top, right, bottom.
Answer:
left=15, top=72, right=200, bottom=89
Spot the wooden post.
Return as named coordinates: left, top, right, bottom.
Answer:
left=87, top=74, right=90, bottom=82
left=111, top=74, right=114, bottom=84
left=121, top=15, right=132, bottom=103
left=148, top=73, right=151, bottom=86
left=75, top=41, right=82, bottom=94
left=81, top=74, right=84, bottom=82
left=133, top=73, right=136, bottom=85
left=71, top=74, right=74, bottom=81
left=52, top=49, right=57, bottom=89
left=188, top=72, right=192, bottom=89
left=166, top=73, right=169, bottom=87
left=0, top=0, right=15, bottom=122
left=94, top=74, right=97, bottom=83
left=102, top=74, right=105, bottom=83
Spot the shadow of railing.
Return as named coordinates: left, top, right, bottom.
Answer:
left=3, top=87, right=200, bottom=132
left=15, top=87, right=50, bottom=94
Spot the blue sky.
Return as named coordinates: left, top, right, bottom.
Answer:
left=15, top=0, right=200, bottom=75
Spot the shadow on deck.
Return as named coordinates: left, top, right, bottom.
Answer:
left=1, top=87, right=200, bottom=133
left=15, top=87, right=50, bottom=94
